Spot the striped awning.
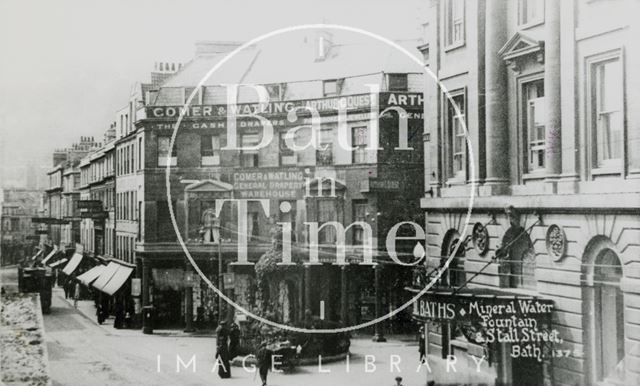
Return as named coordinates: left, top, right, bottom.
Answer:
left=42, top=245, right=59, bottom=265
left=92, top=262, right=134, bottom=296
left=62, top=252, right=84, bottom=275
left=76, top=265, right=106, bottom=286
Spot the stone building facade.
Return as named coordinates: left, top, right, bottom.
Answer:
left=419, top=0, right=640, bottom=385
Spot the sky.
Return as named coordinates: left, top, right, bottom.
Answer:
left=0, top=0, right=426, bottom=171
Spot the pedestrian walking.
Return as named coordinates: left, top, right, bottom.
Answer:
left=73, top=281, right=81, bottom=308
left=63, top=278, right=71, bottom=299
left=256, top=341, right=273, bottom=386
left=393, top=376, right=404, bottom=386
left=228, top=319, right=240, bottom=359
left=418, top=326, right=426, bottom=363
left=215, top=321, right=231, bottom=379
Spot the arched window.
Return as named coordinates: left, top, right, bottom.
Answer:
left=594, top=248, right=624, bottom=382
left=441, top=232, right=466, bottom=287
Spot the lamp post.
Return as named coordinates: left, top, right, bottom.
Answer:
left=213, top=221, right=223, bottom=324
left=372, top=264, right=386, bottom=342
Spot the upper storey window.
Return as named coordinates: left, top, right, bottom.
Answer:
left=157, top=136, right=177, bottom=167
left=444, top=0, right=465, bottom=49
left=522, top=79, right=546, bottom=173
left=517, top=0, right=544, bottom=27
left=591, top=55, right=624, bottom=170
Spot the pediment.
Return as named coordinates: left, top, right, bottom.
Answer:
left=498, top=32, right=544, bottom=62
left=185, top=179, right=233, bottom=192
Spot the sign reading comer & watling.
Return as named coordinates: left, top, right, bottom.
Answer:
left=145, top=92, right=424, bottom=119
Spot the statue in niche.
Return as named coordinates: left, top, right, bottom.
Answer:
left=200, top=204, right=220, bottom=244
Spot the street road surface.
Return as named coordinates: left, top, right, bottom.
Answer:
left=2, top=267, right=445, bottom=385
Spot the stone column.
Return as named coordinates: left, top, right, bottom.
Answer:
left=484, top=0, right=509, bottom=192
left=142, top=259, right=150, bottom=307
left=340, top=265, right=348, bottom=326
left=141, top=258, right=152, bottom=334
left=184, top=265, right=194, bottom=332
left=544, top=0, right=562, bottom=191
left=372, top=264, right=386, bottom=342
left=558, top=0, right=580, bottom=193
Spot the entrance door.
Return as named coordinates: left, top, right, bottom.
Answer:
left=594, top=248, right=624, bottom=382
left=511, top=350, right=543, bottom=386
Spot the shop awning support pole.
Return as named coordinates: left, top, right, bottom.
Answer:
left=217, top=233, right=223, bottom=323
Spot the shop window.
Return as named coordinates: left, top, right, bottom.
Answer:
left=444, top=0, right=465, bottom=48
left=201, top=135, right=221, bottom=166
left=240, top=133, right=260, bottom=167
left=246, top=212, right=259, bottom=241
left=279, top=132, right=297, bottom=166
left=317, top=199, right=337, bottom=244
left=352, top=126, right=368, bottom=164
left=316, top=128, right=333, bottom=166
left=590, top=55, right=623, bottom=170
left=446, top=92, right=466, bottom=181
left=522, top=79, right=545, bottom=173
left=352, top=201, right=367, bottom=245
left=388, top=74, right=408, bottom=91
left=157, top=136, right=177, bottom=167
left=517, top=0, right=544, bottom=27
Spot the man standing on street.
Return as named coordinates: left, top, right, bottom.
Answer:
left=215, top=321, right=231, bottom=378
left=256, top=341, right=272, bottom=386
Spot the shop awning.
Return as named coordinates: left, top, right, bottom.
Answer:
left=76, top=265, right=106, bottom=286
left=49, top=258, right=68, bottom=268
left=91, top=262, right=119, bottom=290
left=407, top=287, right=554, bottom=324
left=30, top=249, right=43, bottom=261
left=62, top=252, right=84, bottom=275
left=41, top=245, right=59, bottom=265
left=92, top=262, right=134, bottom=296
left=100, top=265, right=134, bottom=296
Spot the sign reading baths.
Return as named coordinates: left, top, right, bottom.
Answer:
left=146, top=92, right=423, bottom=119
left=412, top=290, right=559, bottom=361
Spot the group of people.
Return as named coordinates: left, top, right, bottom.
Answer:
left=62, top=278, right=82, bottom=308
left=214, top=320, right=241, bottom=379
left=215, top=320, right=274, bottom=386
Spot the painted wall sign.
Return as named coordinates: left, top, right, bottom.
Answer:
left=412, top=290, right=559, bottom=362
left=368, top=178, right=401, bottom=191
left=76, top=200, right=103, bottom=210
left=412, top=292, right=554, bottom=324
left=232, top=168, right=306, bottom=199
left=145, top=92, right=423, bottom=119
